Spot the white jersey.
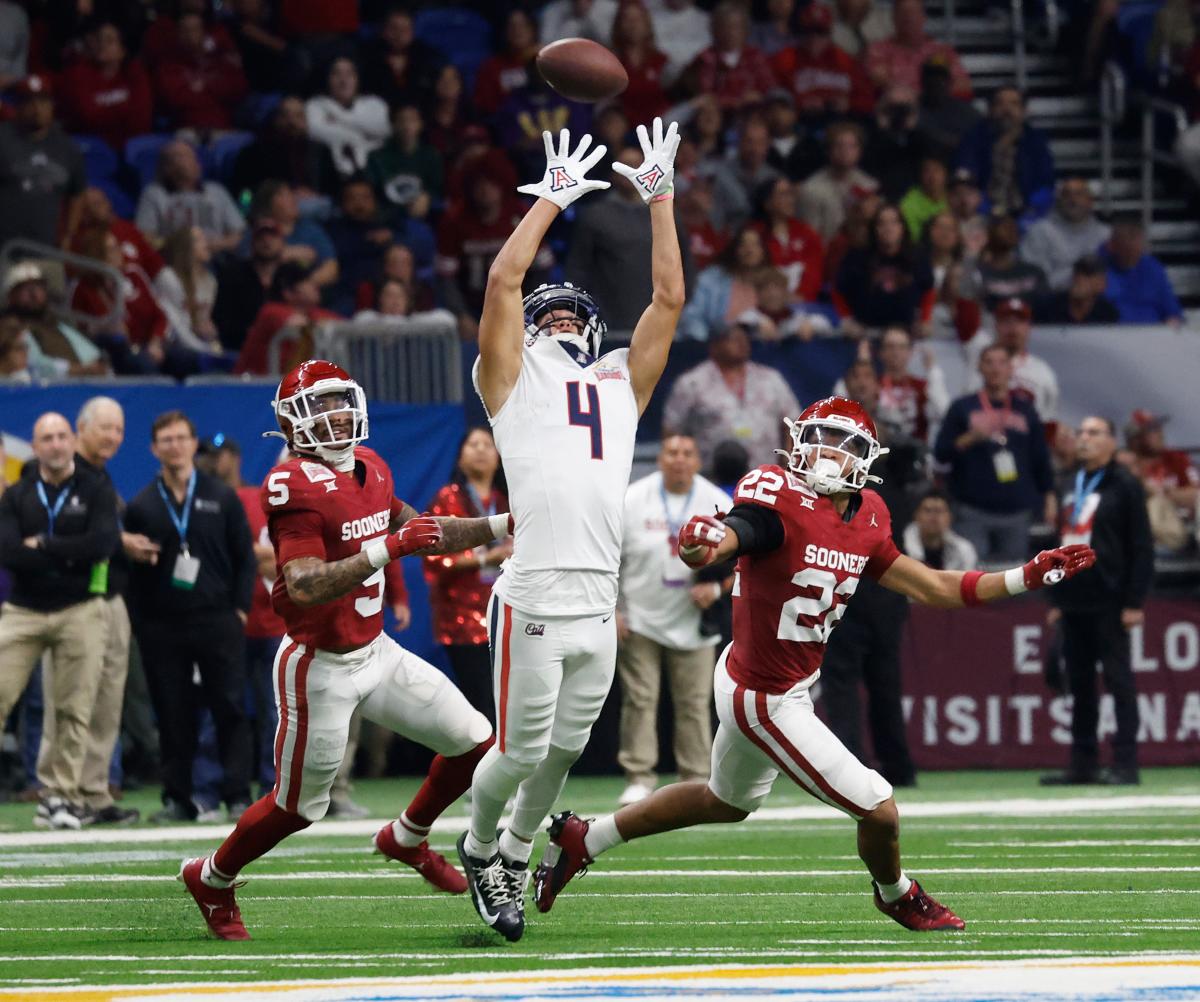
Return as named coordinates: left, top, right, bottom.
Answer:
left=474, top=336, right=639, bottom=616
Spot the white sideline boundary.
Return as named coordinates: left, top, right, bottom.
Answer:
left=1, top=793, right=1199, bottom=848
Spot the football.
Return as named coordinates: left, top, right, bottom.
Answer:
left=536, top=38, right=629, bottom=102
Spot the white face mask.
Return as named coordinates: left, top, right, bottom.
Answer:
left=550, top=328, right=591, bottom=355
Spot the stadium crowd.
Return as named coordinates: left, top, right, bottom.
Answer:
left=0, top=0, right=1197, bottom=825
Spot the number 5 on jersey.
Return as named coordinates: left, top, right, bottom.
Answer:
left=567, top=381, right=603, bottom=459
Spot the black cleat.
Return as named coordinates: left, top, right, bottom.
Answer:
left=456, top=832, right=525, bottom=942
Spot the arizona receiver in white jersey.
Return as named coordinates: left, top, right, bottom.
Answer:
left=459, top=120, right=685, bottom=942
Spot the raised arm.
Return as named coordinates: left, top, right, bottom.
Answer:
left=619, top=119, right=686, bottom=415
left=477, top=129, right=610, bottom=417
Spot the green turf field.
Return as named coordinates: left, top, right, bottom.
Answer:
left=1, top=769, right=1199, bottom=998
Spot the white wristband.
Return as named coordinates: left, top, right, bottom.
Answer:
left=1003, top=566, right=1027, bottom=595
left=489, top=513, right=511, bottom=540
left=365, top=538, right=391, bottom=569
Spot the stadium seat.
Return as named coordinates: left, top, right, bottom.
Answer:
left=414, top=7, right=491, bottom=82
left=203, top=132, right=256, bottom=184
left=236, top=91, right=283, bottom=130
left=124, top=133, right=175, bottom=189
left=71, top=135, right=120, bottom=185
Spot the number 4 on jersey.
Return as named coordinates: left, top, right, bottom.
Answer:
left=567, top=381, right=603, bottom=459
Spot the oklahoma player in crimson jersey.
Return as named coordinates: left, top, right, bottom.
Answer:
left=179, top=360, right=511, bottom=940
left=536, top=396, right=1095, bottom=932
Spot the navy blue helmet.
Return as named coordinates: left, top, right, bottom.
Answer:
left=522, top=281, right=608, bottom=358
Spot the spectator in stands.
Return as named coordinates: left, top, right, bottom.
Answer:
left=863, top=0, right=972, bottom=100
left=709, top=119, right=780, bottom=232
left=680, top=224, right=771, bottom=340
left=899, top=156, right=949, bottom=241
left=824, top=186, right=881, bottom=280
left=964, top=213, right=1048, bottom=310
left=863, top=84, right=927, bottom=203
left=71, top=187, right=164, bottom=281
left=682, top=2, right=775, bottom=113
left=663, top=321, right=801, bottom=468
left=226, top=0, right=299, bottom=94
left=473, top=8, right=540, bottom=118
left=1098, top=216, right=1184, bottom=326
left=1125, top=410, right=1199, bottom=551
left=875, top=326, right=947, bottom=443
left=595, top=105, right=634, bottom=161
left=325, top=176, right=398, bottom=316
left=135, top=141, right=245, bottom=254
left=354, top=242, right=436, bottom=315
left=916, top=58, right=981, bottom=155
left=649, top=0, right=712, bottom=86
left=610, top=1, right=670, bottom=124
left=956, top=85, right=1055, bottom=218
left=933, top=343, right=1056, bottom=561
left=351, top=278, right=455, bottom=332
left=124, top=410, right=254, bottom=822
left=56, top=21, right=152, bottom=152
left=738, top=268, right=835, bottom=339
left=966, top=297, right=1060, bottom=423
left=753, top=177, right=824, bottom=304
left=212, top=217, right=284, bottom=351
left=424, top=65, right=474, bottom=158
left=154, top=11, right=248, bottom=133
left=1044, top=416, right=1153, bottom=786
left=1020, top=178, right=1111, bottom=291
left=831, top=0, right=892, bottom=58
left=443, top=125, right=518, bottom=205
left=677, top=178, right=726, bottom=271
left=141, top=0, right=237, bottom=71
left=541, top=0, right=618, bottom=44
left=234, top=261, right=342, bottom=375
left=0, top=411, right=118, bottom=830
left=423, top=427, right=510, bottom=723
left=2, top=263, right=107, bottom=378
left=0, top=75, right=85, bottom=251
left=1035, top=254, right=1120, bottom=324
left=798, top=121, right=878, bottom=241
left=684, top=95, right=727, bottom=165
left=493, top=58, right=591, bottom=182
left=763, top=87, right=824, bottom=181
left=0, top=314, right=31, bottom=382
left=947, top=167, right=987, bottom=258
left=615, top=434, right=731, bottom=806
left=0, top=0, right=28, bottom=91
left=230, top=95, right=339, bottom=207
left=361, top=7, right=445, bottom=109
left=436, top=168, right=551, bottom=340
left=922, top=209, right=963, bottom=302
left=835, top=203, right=934, bottom=333
left=157, top=226, right=221, bottom=351
left=750, top=0, right=797, bottom=55
left=306, top=57, right=390, bottom=179
left=366, top=104, right=443, bottom=220
left=246, top=180, right=338, bottom=289
left=902, top=488, right=978, bottom=568
left=771, top=4, right=874, bottom=125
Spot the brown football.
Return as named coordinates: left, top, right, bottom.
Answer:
left=536, top=38, right=629, bottom=103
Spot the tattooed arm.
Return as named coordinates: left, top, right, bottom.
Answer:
left=391, top=501, right=509, bottom=555
left=283, top=553, right=376, bottom=607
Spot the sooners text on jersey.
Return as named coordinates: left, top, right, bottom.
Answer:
left=727, top=465, right=901, bottom=694
left=263, top=446, right=400, bottom=651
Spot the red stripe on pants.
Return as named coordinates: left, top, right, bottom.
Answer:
left=498, top=604, right=513, bottom=753
left=731, top=684, right=810, bottom=791
left=271, top=641, right=298, bottom=802
left=284, top=648, right=314, bottom=813
left=754, top=691, right=867, bottom=818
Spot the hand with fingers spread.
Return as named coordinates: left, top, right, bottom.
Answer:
left=613, top=117, right=680, bottom=204
left=517, top=129, right=610, bottom=210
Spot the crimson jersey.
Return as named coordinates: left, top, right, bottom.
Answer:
left=263, top=446, right=402, bottom=651
left=726, top=465, right=901, bottom=695
left=878, top=374, right=931, bottom=442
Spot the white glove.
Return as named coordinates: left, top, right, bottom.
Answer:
left=517, top=129, right=610, bottom=210
left=613, top=117, right=680, bottom=204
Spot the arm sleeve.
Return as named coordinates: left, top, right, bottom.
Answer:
left=271, top=508, right=327, bottom=566
left=723, top=503, right=785, bottom=557
left=226, top=489, right=256, bottom=614
left=1123, top=476, right=1155, bottom=609
left=42, top=481, right=119, bottom=564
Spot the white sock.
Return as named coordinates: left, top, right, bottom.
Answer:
left=392, top=812, right=429, bottom=849
left=468, top=746, right=534, bottom=859
left=508, top=745, right=578, bottom=843
left=583, top=814, right=625, bottom=859
left=876, top=872, right=913, bottom=904
left=200, top=855, right=235, bottom=889
left=464, top=831, right=498, bottom=860
left=498, top=827, right=532, bottom=866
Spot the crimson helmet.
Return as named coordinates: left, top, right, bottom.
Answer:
left=272, top=359, right=368, bottom=462
left=781, top=396, right=888, bottom=495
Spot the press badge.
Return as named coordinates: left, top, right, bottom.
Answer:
left=171, top=547, right=201, bottom=589
left=993, top=449, right=1018, bottom=483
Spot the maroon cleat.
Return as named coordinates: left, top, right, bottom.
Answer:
left=177, top=857, right=250, bottom=941
left=873, top=879, right=965, bottom=931
left=374, top=822, right=467, bottom=894
left=533, top=811, right=593, bottom=913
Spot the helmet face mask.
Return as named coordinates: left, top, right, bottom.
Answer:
left=523, top=281, right=607, bottom=358
left=273, top=361, right=369, bottom=463
left=781, top=397, right=888, bottom=495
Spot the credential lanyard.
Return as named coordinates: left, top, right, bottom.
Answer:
left=157, top=470, right=197, bottom=553
left=660, top=482, right=696, bottom=542
left=1073, top=467, right=1105, bottom=521
left=35, top=480, right=72, bottom=537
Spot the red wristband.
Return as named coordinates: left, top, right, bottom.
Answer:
left=959, top=570, right=985, bottom=607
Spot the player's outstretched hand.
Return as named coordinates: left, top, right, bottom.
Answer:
left=1022, top=544, right=1095, bottom=590
left=386, top=514, right=443, bottom=560
left=678, top=513, right=726, bottom=569
left=613, top=117, right=680, bottom=204
left=517, top=129, right=610, bottom=210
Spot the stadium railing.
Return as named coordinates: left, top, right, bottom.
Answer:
left=0, top=238, right=126, bottom=333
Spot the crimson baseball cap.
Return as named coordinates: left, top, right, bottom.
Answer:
left=10, top=75, right=53, bottom=101
left=994, top=297, right=1032, bottom=321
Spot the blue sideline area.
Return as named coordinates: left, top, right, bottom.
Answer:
left=0, top=383, right=465, bottom=670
